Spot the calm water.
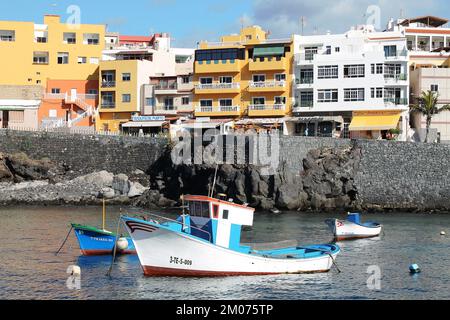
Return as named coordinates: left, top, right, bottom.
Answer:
left=0, top=206, right=449, bottom=300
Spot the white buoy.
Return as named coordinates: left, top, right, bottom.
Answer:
left=67, top=265, right=81, bottom=277
left=409, top=264, right=421, bottom=274
left=441, top=231, right=446, bottom=236
left=116, top=237, right=129, bottom=251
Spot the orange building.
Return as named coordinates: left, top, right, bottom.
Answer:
left=40, top=79, right=99, bottom=128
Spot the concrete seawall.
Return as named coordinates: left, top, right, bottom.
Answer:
left=1, top=130, right=449, bottom=211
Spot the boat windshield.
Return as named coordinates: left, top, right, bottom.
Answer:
left=188, top=201, right=210, bottom=218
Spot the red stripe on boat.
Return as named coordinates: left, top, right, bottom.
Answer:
left=142, top=266, right=330, bottom=277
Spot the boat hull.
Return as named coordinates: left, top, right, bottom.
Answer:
left=123, top=218, right=339, bottom=277
left=73, top=225, right=136, bottom=256
left=327, top=219, right=382, bottom=241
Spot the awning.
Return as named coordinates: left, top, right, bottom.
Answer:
left=181, top=122, right=225, bottom=129
left=287, top=116, right=344, bottom=123
left=349, top=111, right=401, bottom=131
left=121, top=121, right=166, bottom=128
left=253, top=46, right=284, bottom=57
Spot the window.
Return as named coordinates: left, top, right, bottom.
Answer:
left=253, top=74, right=266, bottom=82
left=300, top=91, right=314, bottom=107
left=384, top=45, right=397, bottom=57
left=275, top=74, right=286, bottom=82
left=335, top=47, right=340, bottom=53
left=89, top=57, right=99, bottom=65
left=33, top=52, right=49, bottom=64
left=371, top=88, right=383, bottom=98
left=64, top=32, right=76, bottom=44
left=0, top=30, right=15, bottom=42
left=49, top=110, right=57, bottom=118
left=200, top=100, right=213, bottom=107
left=384, top=64, right=402, bottom=78
left=84, top=33, right=100, bottom=45
left=78, top=57, right=87, bottom=64
left=344, top=88, right=365, bottom=102
left=252, top=97, right=265, bottom=105
left=51, top=88, right=61, bottom=94
left=57, top=52, right=69, bottom=64
left=219, top=99, right=233, bottom=107
left=164, top=97, right=174, bottom=109
left=145, top=98, right=154, bottom=106
left=182, top=76, right=190, bottom=84
left=182, top=97, right=190, bottom=105
left=196, top=48, right=245, bottom=62
left=275, top=96, right=286, bottom=105
left=219, top=76, right=233, bottom=84
left=9, top=111, right=24, bottom=123
left=213, top=205, right=219, bottom=219
left=222, top=210, right=229, bottom=220
left=318, top=89, right=338, bottom=103
left=122, top=73, right=131, bottom=81
left=122, top=94, right=131, bottom=103
left=344, top=65, right=365, bottom=78
left=371, top=64, right=384, bottom=74
left=88, top=89, right=98, bottom=95
left=431, top=85, right=439, bottom=92
left=200, top=77, right=213, bottom=84
left=36, top=37, right=47, bottom=43
left=318, top=66, right=338, bottom=79
left=304, top=47, right=318, bottom=61
left=325, top=46, right=332, bottom=55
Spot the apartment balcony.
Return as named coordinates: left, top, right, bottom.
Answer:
left=384, top=74, right=408, bottom=86
left=154, top=105, right=178, bottom=115
left=43, top=93, right=67, bottom=100
left=293, top=101, right=314, bottom=113
left=195, top=59, right=241, bottom=74
left=101, top=81, right=116, bottom=88
left=295, top=53, right=316, bottom=65
left=385, top=50, right=408, bottom=61
left=194, top=82, right=240, bottom=94
left=248, top=81, right=286, bottom=93
left=249, top=57, right=287, bottom=71
left=384, top=98, right=408, bottom=106
left=195, top=105, right=241, bottom=117
left=154, top=83, right=178, bottom=95
left=295, top=77, right=314, bottom=89
left=100, top=102, right=116, bottom=109
left=248, top=104, right=287, bottom=117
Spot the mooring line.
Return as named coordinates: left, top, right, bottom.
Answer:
left=55, top=225, right=73, bottom=256
left=106, top=211, right=122, bottom=278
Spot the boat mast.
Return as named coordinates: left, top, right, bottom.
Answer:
left=210, top=164, right=219, bottom=198
left=102, top=198, right=106, bottom=231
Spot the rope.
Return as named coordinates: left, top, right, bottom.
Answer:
left=55, top=226, right=73, bottom=256
left=296, top=246, right=342, bottom=273
left=106, top=212, right=122, bottom=278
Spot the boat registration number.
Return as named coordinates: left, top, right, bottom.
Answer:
left=170, top=256, right=193, bottom=266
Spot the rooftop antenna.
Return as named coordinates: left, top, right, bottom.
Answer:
left=240, top=16, right=245, bottom=30
left=300, top=16, right=306, bottom=36
left=400, top=8, right=405, bottom=19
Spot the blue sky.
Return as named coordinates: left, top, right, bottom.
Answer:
left=1, top=0, right=449, bottom=47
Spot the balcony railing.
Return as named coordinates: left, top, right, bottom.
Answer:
left=43, top=93, right=67, bottom=100
left=249, top=81, right=286, bottom=89
left=385, top=50, right=408, bottom=59
left=249, top=104, right=286, bottom=111
left=297, top=101, right=314, bottom=108
left=384, top=74, right=408, bottom=81
left=297, top=77, right=314, bottom=84
left=101, top=102, right=116, bottom=108
left=155, top=106, right=178, bottom=113
left=384, top=98, right=408, bottom=105
left=101, top=81, right=116, bottom=88
left=195, top=83, right=240, bottom=90
left=195, top=106, right=240, bottom=113
left=155, top=83, right=178, bottom=91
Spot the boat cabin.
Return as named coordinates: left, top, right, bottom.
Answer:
left=180, top=195, right=255, bottom=252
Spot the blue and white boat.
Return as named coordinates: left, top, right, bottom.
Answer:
left=326, top=213, right=382, bottom=241
left=72, top=224, right=136, bottom=256
left=122, top=195, right=340, bottom=277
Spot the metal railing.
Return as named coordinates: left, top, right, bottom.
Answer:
left=154, top=83, right=178, bottom=91
left=249, top=104, right=286, bottom=111
left=384, top=98, right=408, bottom=105
left=101, top=81, right=116, bottom=88
left=101, top=102, right=116, bottom=108
left=195, top=83, right=240, bottom=90
left=249, top=81, right=286, bottom=89
left=298, top=77, right=314, bottom=84
left=195, top=106, right=240, bottom=113
left=219, top=105, right=240, bottom=112
left=294, top=101, right=314, bottom=109
left=385, top=50, right=408, bottom=59
left=384, top=74, right=408, bottom=81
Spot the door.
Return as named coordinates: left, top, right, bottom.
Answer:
left=70, top=88, right=77, bottom=102
left=2, top=111, right=9, bottom=128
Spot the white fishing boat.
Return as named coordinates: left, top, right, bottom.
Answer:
left=325, top=213, right=382, bottom=241
left=122, top=195, right=340, bottom=277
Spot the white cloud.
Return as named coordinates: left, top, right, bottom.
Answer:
left=250, top=0, right=444, bottom=37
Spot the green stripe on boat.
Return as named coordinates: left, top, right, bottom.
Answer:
left=71, top=224, right=115, bottom=236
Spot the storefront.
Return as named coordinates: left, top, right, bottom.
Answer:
left=285, top=116, right=346, bottom=138
left=0, top=101, right=40, bottom=130
left=121, top=116, right=169, bottom=136
left=348, top=110, right=403, bottom=140
left=233, top=118, right=285, bottom=135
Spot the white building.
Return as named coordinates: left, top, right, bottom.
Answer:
left=289, top=25, right=410, bottom=141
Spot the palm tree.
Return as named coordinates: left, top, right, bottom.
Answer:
left=410, top=90, right=450, bottom=143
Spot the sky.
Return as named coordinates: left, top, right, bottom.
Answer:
left=1, top=0, right=449, bottom=47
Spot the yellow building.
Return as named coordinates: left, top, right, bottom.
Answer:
left=193, top=26, right=294, bottom=129
left=96, top=59, right=153, bottom=132
left=0, top=15, right=105, bottom=86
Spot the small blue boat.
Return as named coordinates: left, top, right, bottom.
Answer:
left=72, top=224, right=136, bottom=256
